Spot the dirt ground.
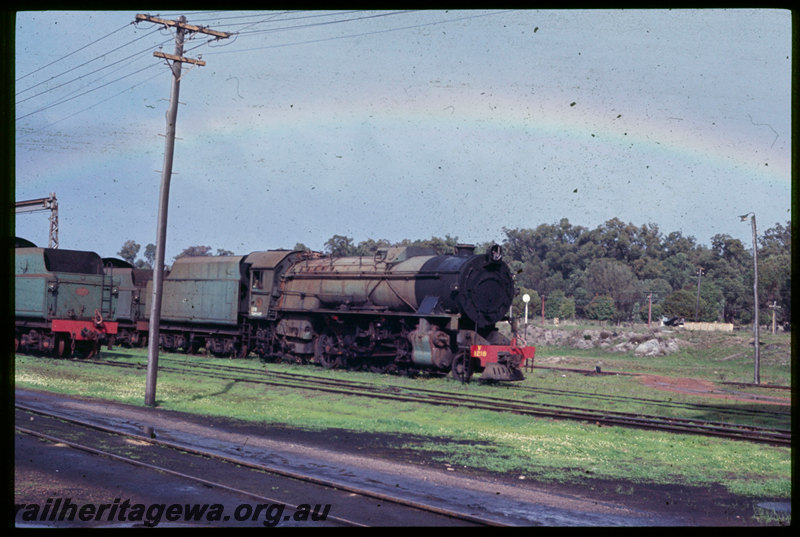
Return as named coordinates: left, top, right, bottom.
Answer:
left=636, top=375, right=792, bottom=406
left=235, top=421, right=786, bottom=526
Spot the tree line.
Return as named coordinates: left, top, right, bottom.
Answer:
left=116, top=241, right=235, bottom=269
left=117, top=217, right=791, bottom=328
left=499, top=218, right=791, bottom=328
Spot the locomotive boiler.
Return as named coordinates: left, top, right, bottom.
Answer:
left=278, top=244, right=511, bottom=328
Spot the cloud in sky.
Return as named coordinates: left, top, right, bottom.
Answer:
left=14, top=9, right=791, bottom=260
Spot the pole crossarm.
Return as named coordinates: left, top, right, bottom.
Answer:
left=135, top=14, right=231, bottom=39
left=153, top=50, right=206, bottom=66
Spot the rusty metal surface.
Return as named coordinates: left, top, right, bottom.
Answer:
left=280, top=254, right=433, bottom=312
left=244, top=250, right=298, bottom=269
left=278, top=248, right=514, bottom=327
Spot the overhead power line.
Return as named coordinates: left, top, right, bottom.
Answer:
left=15, top=20, right=136, bottom=83
left=15, top=37, right=169, bottom=106
left=16, top=61, right=162, bottom=122
left=15, top=10, right=513, bottom=129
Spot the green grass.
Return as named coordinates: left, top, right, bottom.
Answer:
left=13, top=337, right=792, bottom=509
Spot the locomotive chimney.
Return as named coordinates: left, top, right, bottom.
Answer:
left=485, top=244, right=502, bottom=263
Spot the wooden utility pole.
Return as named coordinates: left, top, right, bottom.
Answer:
left=136, top=14, right=230, bottom=407
left=694, top=268, right=703, bottom=321
left=740, top=212, right=760, bottom=384
left=769, top=301, right=781, bottom=334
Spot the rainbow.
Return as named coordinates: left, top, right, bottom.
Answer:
left=177, top=85, right=789, bottom=187
left=16, top=84, right=789, bottom=206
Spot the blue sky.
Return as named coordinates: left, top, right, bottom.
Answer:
left=14, top=9, right=792, bottom=262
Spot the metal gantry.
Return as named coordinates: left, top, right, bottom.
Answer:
left=15, top=193, right=59, bottom=248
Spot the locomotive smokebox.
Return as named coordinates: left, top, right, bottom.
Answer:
left=415, top=246, right=513, bottom=328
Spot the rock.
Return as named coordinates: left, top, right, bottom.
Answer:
left=634, top=339, right=663, bottom=357
left=519, top=326, right=683, bottom=356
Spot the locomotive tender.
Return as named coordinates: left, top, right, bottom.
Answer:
left=146, top=244, right=533, bottom=381
left=15, top=246, right=119, bottom=358
left=102, top=257, right=153, bottom=348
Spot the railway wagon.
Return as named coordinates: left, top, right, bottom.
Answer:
left=102, top=258, right=153, bottom=347
left=15, top=246, right=119, bottom=358
left=147, top=245, right=532, bottom=381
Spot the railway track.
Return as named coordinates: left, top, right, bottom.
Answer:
left=69, top=355, right=791, bottom=446
left=509, top=378, right=790, bottom=420
left=14, top=404, right=501, bottom=527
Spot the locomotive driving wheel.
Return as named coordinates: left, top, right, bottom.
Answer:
left=314, top=330, right=344, bottom=369
left=450, top=351, right=473, bottom=382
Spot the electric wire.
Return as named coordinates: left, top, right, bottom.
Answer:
left=15, top=35, right=172, bottom=106
left=15, top=20, right=137, bottom=83
left=15, top=11, right=511, bottom=131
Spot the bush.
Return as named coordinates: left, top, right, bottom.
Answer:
left=584, top=295, right=615, bottom=321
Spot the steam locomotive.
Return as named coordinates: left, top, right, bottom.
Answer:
left=15, top=240, right=534, bottom=381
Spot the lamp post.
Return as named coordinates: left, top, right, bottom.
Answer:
left=739, top=212, right=760, bottom=384
left=522, top=293, right=530, bottom=326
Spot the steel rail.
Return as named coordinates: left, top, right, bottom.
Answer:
left=261, top=370, right=793, bottom=445
left=14, top=424, right=362, bottom=527
left=131, top=356, right=792, bottom=430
